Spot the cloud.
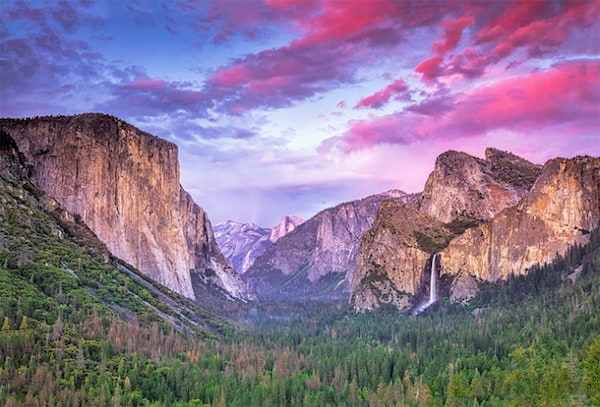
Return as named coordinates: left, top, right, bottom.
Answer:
left=326, top=59, right=600, bottom=152
left=202, top=0, right=452, bottom=113
left=205, top=42, right=360, bottom=113
left=432, top=15, right=475, bottom=54
left=187, top=0, right=318, bottom=44
left=97, top=75, right=206, bottom=117
left=414, top=0, right=600, bottom=82
left=0, top=1, right=108, bottom=116
left=407, top=95, right=455, bottom=116
left=354, top=79, right=410, bottom=109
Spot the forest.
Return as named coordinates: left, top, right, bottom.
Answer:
left=1, top=160, right=599, bottom=406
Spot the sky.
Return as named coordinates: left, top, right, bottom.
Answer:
left=1, top=0, right=599, bottom=227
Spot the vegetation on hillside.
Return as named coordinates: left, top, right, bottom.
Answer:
left=2, top=215, right=599, bottom=405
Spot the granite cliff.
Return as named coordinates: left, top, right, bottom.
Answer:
left=352, top=149, right=599, bottom=312
left=419, top=148, right=541, bottom=222
left=245, top=190, right=419, bottom=299
left=0, top=114, right=255, bottom=302
left=351, top=202, right=444, bottom=312
left=441, top=155, right=600, bottom=281
left=269, top=215, right=304, bottom=242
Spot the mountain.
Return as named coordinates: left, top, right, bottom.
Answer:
left=214, top=221, right=271, bottom=274
left=352, top=150, right=599, bottom=312
left=269, top=215, right=304, bottom=242
left=244, top=190, right=419, bottom=299
left=351, top=201, right=450, bottom=312
left=441, top=155, right=600, bottom=282
left=215, top=215, right=304, bottom=275
left=0, top=129, right=228, bottom=334
left=0, top=114, right=255, bottom=302
left=419, top=147, right=542, bottom=222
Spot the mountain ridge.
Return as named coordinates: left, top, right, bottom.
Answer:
left=352, top=151, right=599, bottom=312
left=244, top=189, right=419, bottom=299
left=215, top=215, right=304, bottom=275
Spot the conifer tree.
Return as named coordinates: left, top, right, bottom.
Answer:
left=1, top=317, right=10, bottom=331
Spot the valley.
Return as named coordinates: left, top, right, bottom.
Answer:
left=1, top=115, right=599, bottom=406
left=2, top=1, right=599, bottom=405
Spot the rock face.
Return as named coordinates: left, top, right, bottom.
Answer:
left=351, top=202, right=442, bottom=312
left=449, top=272, right=479, bottom=305
left=419, top=148, right=541, bottom=223
left=269, top=215, right=304, bottom=242
left=245, top=190, right=419, bottom=299
left=352, top=150, right=599, bottom=312
left=215, top=215, right=304, bottom=275
left=214, top=221, right=272, bottom=274
left=441, top=156, right=600, bottom=281
left=0, top=114, right=255, bottom=302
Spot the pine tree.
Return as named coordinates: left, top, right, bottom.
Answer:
left=216, top=385, right=226, bottom=407
left=2, top=316, right=11, bottom=331
left=19, top=316, right=29, bottom=330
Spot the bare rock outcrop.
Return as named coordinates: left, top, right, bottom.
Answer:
left=419, top=148, right=541, bottom=223
left=351, top=149, right=596, bottom=312
left=351, top=202, right=442, bottom=312
left=441, top=156, right=600, bottom=281
left=0, top=114, right=255, bottom=302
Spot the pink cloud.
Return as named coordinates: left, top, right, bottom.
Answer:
left=414, top=1, right=599, bottom=82
left=211, top=65, right=251, bottom=85
left=415, top=55, right=443, bottom=81
left=475, top=1, right=546, bottom=45
left=354, top=79, right=409, bottom=109
left=264, top=0, right=315, bottom=9
left=327, top=59, right=600, bottom=152
left=487, top=1, right=600, bottom=62
left=125, top=76, right=168, bottom=91
left=432, top=16, right=475, bottom=54
left=292, top=0, right=399, bottom=47
left=203, top=0, right=453, bottom=112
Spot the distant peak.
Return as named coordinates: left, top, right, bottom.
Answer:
left=279, top=215, right=304, bottom=224
left=380, top=189, right=408, bottom=197
left=270, top=215, right=304, bottom=243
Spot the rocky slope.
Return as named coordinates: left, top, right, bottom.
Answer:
left=215, top=215, right=303, bottom=275
left=0, top=129, right=231, bottom=334
left=351, top=202, right=445, bottom=312
left=0, top=114, right=255, bottom=302
left=245, top=190, right=419, bottom=299
left=214, top=221, right=271, bottom=274
left=352, top=150, right=599, bottom=312
left=269, top=215, right=304, bottom=242
left=419, top=148, right=541, bottom=223
left=441, top=155, right=600, bottom=281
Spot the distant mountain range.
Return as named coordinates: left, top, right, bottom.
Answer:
left=214, top=215, right=304, bottom=274
left=243, top=190, right=419, bottom=299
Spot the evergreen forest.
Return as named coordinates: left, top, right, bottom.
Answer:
left=1, top=157, right=599, bottom=406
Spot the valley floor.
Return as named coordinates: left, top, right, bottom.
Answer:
left=2, top=230, right=600, bottom=406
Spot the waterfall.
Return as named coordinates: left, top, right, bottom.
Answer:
left=429, top=253, right=438, bottom=304
left=412, top=253, right=439, bottom=315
